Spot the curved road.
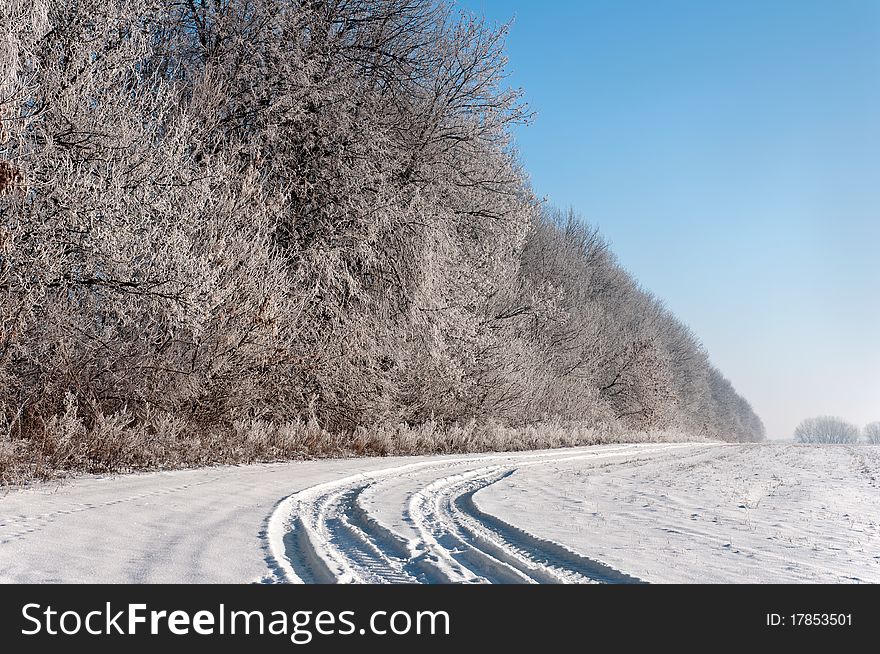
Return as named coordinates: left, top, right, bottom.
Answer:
left=0, top=443, right=701, bottom=583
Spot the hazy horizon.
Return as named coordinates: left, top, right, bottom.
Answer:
left=460, top=0, right=880, bottom=439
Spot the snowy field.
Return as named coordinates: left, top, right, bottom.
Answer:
left=1, top=443, right=878, bottom=583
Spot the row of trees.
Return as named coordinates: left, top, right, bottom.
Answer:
left=794, top=417, right=880, bottom=444
left=0, top=0, right=764, bottom=464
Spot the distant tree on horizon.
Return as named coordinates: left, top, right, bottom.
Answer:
left=864, top=422, right=880, bottom=445
left=794, top=416, right=859, bottom=444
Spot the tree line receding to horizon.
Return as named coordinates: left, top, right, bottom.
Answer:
left=0, top=0, right=764, bottom=479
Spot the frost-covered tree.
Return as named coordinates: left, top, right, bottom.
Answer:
left=1, top=0, right=532, bottom=434
left=864, top=422, right=880, bottom=445
left=794, top=416, right=860, bottom=444
left=0, top=0, right=764, bottom=469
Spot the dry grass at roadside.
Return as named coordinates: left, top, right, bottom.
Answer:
left=0, top=405, right=704, bottom=485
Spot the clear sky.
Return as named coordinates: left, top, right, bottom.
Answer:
left=458, top=0, right=880, bottom=439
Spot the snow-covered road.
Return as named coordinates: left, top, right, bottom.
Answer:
left=2, top=443, right=878, bottom=583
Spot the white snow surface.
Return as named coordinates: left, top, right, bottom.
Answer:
left=2, top=443, right=878, bottom=583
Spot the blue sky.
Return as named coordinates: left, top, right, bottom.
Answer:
left=458, top=0, right=880, bottom=439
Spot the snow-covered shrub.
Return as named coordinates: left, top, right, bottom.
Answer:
left=794, top=416, right=860, bottom=444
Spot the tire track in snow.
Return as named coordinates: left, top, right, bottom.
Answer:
left=455, top=474, right=645, bottom=583
left=407, top=458, right=650, bottom=584
left=267, top=443, right=707, bottom=584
